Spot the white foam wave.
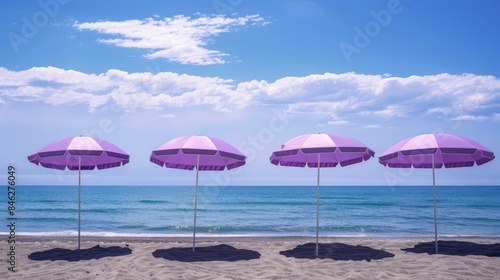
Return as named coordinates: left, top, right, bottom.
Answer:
left=0, top=231, right=370, bottom=238
left=1, top=231, right=497, bottom=238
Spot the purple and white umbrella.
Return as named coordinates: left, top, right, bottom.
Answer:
left=270, top=133, right=375, bottom=256
left=28, top=136, right=130, bottom=249
left=150, top=135, right=246, bottom=251
left=379, top=133, right=495, bottom=253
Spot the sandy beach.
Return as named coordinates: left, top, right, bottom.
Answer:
left=1, top=235, right=499, bottom=279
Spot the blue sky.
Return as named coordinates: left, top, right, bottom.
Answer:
left=1, top=0, right=499, bottom=186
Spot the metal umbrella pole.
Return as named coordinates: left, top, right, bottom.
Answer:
left=432, top=153, right=438, bottom=253
left=192, top=154, right=200, bottom=252
left=78, top=155, right=81, bottom=250
left=315, top=153, right=320, bottom=257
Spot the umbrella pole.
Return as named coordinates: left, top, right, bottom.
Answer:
left=432, top=153, right=438, bottom=253
left=316, top=153, right=320, bottom=257
left=78, top=155, right=81, bottom=250
left=192, top=154, right=200, bottom=252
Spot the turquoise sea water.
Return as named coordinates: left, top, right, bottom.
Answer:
left=2, top=185, right=500, bottom=237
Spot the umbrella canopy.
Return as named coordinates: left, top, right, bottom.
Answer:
left=379, top=133, right=494, bottom=168
left=28, top=136, right=130, bottom=169
left=379, top=133, right=495, bottom=253
left=150, top=135, right=245, bottom=171
left=150, top=135, right=246, bottom=251
left=28, top=136, right=130, bottom=249
left=270, top=133, right=375, bottom=256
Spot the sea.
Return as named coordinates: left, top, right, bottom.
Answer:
left=2, top=185, right=500, bottom=238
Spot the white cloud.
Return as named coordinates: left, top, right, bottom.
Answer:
left=0, top=66, right=237, bottom=111
left=74, top=14, right=269, bottom=65
left=0, top=66, right=112, bottom=106
left=373, top=105, right=411, bottom=118
left=453, top=115, right=489, bottom=122
left=327, top=120, right=350, bottom=125
left=494, top=113, right=500, bottom=122
left=286, top=100, right=358, bottom=114
left=1, top=67, right=499, bottom=124
left=427, top=107, right=452, bottom=115
left=266, top=72, right=380, bottom=100
left=364, top=124, right=381, bottom=129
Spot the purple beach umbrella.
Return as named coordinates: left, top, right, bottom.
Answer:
left=28, top=136, right=130, bottom=249
left=270, top=133, right=375, bottom=256
left=150, top=135, right=246, bottom=251
left=379, top=133, right=495, bottom=253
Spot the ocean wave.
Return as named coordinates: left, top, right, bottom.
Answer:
left=1, top=231, right=499, bottom=238
left=0, top=231, right=371, bottom=238
left=6, top=185, right=500, bottom=237
left=138, top=199, right=170, bottom=204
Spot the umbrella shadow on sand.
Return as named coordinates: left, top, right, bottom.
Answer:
left=402, top=241, right=500, bottom=257
left=280, top=243, right=395, bottom=261
left=28, top=245, right=132, bottom=262
left=152, top=244, right=261, bottom=262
